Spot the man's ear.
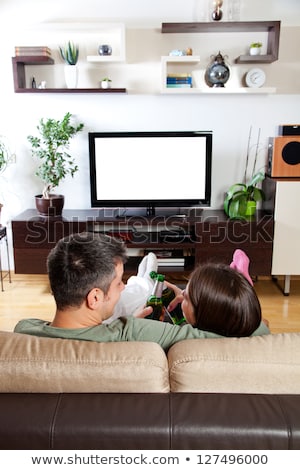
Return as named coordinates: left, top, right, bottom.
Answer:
left=86, top=287, right=104, bottom=309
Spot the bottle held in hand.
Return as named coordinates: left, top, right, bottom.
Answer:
left=146, top=273, right=166, bottom=321
left=149, top=271, right=186, bottom=325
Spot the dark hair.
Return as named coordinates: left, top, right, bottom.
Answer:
left=187, top=263, right=261, bottom=337
left=47, top=232, right=128, bottom=310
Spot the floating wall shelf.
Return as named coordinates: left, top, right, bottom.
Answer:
left=161, top=21, right=281, bottom=64
left=11, top=56, right=127, bottom=93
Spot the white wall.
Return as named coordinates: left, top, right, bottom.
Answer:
left=0, top=0, right=300, bottom=268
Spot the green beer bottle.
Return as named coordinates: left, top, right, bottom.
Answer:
left=149, top=271, right=186, bottom=325
left=146, top=273, right=166, bottom=321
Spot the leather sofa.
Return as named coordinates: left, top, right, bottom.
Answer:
left=0, top=330, right=300, bottom=450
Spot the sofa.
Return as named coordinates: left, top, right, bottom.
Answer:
left=0, top=329, right=300, bottom=450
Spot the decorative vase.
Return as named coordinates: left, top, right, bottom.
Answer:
left=64, top=65, right=78, bottom=89
left=205, top=51, right=230, bottom=87
left=211, top=0, right=223, bottom=21
left=35, top=194, right=64, bottom=217
left=245, top=201, right=256, bottom=217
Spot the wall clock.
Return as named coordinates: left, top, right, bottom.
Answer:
left=245, top=68, right=266, bottom=88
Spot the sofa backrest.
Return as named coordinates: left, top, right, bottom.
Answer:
left=0, top=331, right=169, bottom=393
left=168, top=333, right=300, bottom=393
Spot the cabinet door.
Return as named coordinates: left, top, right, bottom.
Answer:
left=272, top=181, right=300, bottom=275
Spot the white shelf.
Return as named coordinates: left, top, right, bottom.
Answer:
left=86, top=55, right=125, bottom=63
left=161, top=55, right=201, bottom=93
left=161, top=87, right=276, bottom=94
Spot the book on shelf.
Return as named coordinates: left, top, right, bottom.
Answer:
left=167, top=73, right=192, bottom=78
left=167, top=76, right=192, bottom=83
left=15, top=46, right=52, bottom=57
left=166, top=84, right=192, bottom=88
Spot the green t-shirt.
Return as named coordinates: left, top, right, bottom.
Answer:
left=14, top=317, right=270, bottom=352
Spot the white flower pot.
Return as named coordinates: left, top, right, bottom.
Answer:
left=250, top=47, right=261, bottom=56
left=64, top=65, right=78, bottom=89
left=100, top=80, right=111, bottom=89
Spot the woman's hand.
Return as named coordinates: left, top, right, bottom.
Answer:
left=164, top=280, right=184, bottom=312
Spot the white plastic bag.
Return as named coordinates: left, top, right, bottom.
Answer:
left=104, top=252, right=157, bottom=323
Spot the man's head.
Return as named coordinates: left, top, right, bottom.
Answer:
left=47, top=232, right=128, bottom=312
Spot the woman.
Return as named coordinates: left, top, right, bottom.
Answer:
left=170, top=263, right=262, bottom=337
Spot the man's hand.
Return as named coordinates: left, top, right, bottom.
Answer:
left=134, top=306, right=153, bottom=318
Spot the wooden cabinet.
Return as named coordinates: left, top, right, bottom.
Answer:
left=11, top=209, right=273, bottom=276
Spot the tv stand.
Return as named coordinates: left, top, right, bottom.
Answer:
left=11, top=209, right=274, bottom=277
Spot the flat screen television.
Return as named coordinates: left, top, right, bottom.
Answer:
left=88, top=131, right=212, bottom=216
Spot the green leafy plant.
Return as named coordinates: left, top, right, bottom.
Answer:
left=250, top=42, right=262, bottom=48
left=224, top=127, right=265, bottom=219
left=101, top=77, right=111, bottom=82
left=0, top=138, right=10, bottom=176
left=59, top=41, right=79, bottom=65
left=27, top=112, right=84, bottom=199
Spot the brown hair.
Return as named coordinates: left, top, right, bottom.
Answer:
left=187, top=263, right=261, bottom=337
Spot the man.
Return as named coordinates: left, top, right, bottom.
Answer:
left=14, top=232, right=269, bottom=351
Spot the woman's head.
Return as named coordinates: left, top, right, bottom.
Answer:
left=182, top=263, right=261, bottom=337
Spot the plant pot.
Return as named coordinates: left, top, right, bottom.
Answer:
left=250, top=47, right=261, bottom=56
left=35, top=194, right=64, bottom=217
left=245, top=201, right=256, bottom=216
left=100, top=80, right=111, bottom=89
left=64, top=65, right=78, bottom=89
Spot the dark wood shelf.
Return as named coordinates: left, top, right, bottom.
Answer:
left=14, top=88, right=127, bottom=94
left=161, top=21, right=280, bottom=64
left=12, top=56, right=127, bottom=93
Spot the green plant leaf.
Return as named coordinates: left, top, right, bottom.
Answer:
left=27, top=112, right=84, bottom=198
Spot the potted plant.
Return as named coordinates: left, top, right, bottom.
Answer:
left=249, top=42, right=262, bottom=55
left=100, top=77, right=112, bottom=89
left=59, top=41, right=79, bottom=88
left=224, top=127, right=265, bottom=219
left=27, top=112, right=84, bottom=216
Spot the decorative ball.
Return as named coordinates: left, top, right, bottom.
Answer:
left=98, top=44, right=112, bottom=56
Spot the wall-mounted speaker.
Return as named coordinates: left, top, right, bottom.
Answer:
left=267, top=136, right=300, bottom=178
left=278, top=124, right=300, bottom=136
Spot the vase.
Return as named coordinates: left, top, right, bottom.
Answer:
left=64, top=65, right=78, bottom=89
left=205, top=51, right=230, bottom=87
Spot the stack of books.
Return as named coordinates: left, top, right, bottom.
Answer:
left=166, top=73, right=192, bottom=89
left=14, top=46, right=52, bottom=57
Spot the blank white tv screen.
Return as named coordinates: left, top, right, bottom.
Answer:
left=89, top=131, right=212, bottom=207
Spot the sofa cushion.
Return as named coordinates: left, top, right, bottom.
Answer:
left=0, top=331, right=169, bottom=393
left=168, top=333, right=300, bottom=393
